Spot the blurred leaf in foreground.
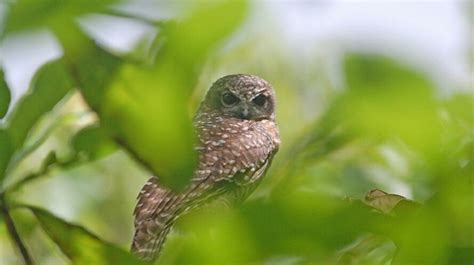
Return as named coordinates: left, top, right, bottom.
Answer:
left=0, top=70, right=11, bottom=119
left=162, top=192, right=387, bottom=264
left=100, top=1, right=248, bottom=190
left=30, top=206, right=147, bottom=265
left=334, top=234, right=395, bottom=265
left=0, top=129, right=13, bottom=182
left=72, top=124, right=117, bottom=161
left=160, top=207, right=257, bottom=265
left=338, top=54, right=441, bottom=155
left=2, top=0, right=120, bottom=37
left=52, top=20, right=123, bottom=110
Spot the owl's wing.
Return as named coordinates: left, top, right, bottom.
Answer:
left=131, top=175, right=229, bottom=261
left=131, top=177, right=172, bottom=260
left=133, top=177, right=168, bottom=225
left=132, top=120, right=279, bottom=261
left=220, top=156, right=272, bottom=206
left=197, top=120, right=279, bottom=184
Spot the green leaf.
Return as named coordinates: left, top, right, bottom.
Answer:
left=159, top=208, right=257, bottom=265
left=337, top=54, right=441, bottom=154
left=7, top=60, right=73, bottom=150
left=0, top=129, right=13, bottom=182
left=72, top=124, right=117, bottom=160
left=162, top=192, right=388, bottom=263
left=97, top=1, right=248, bottom=190
left=46, top=20, right=123, bottom=112
left=0, top=70, right=11, bottom=118
left=30, top=206, right=147, bottom=265
left=443, top=93, right=474, bottom=129
left=3, top=0, right=120, bottom=37
left=72, top=46, right=122, bottom=111
left=102, top=64, right=198, bottom=191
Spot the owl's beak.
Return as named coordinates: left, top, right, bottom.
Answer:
left=242, top=107, right=249, bottom=119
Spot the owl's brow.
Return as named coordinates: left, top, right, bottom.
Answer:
left=228, top=87, right=268, bottom=100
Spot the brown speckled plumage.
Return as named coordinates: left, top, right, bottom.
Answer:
left=131, top=74, right=280, bottom=261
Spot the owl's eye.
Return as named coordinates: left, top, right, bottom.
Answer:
left=252, top=94, right=267, bottom=107
left=221, top=92, right=239, bottom=106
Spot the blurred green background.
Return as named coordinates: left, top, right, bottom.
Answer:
left=0, top=1, right=472, bottom=265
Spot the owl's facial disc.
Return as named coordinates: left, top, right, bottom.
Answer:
left=203, top=74, right=276, bottom=121
left=220, top=91, right=273, bottom=121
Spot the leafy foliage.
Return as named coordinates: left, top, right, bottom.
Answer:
left=0, top=129, right=12, bottom=182
left=0, top=70, right=10, bottom=119
left=89, top=2, right=247, bottom=190
left=6, top=61, right=72, bottom=150
left=341, top=55, right=441, bottom=155
left=0, top=1, right=472, bottom=265
left=157, top=55, right=473, bottom=265
left=2, top=0, right=120, bottom=37
left=0, top=1, right=252, bottom=264
left=72, top=125, right=117, bottom=161
left=30, top=206, right=147, bottom=265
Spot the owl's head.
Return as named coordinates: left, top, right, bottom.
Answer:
left=202, top=74, right=276, bottom=121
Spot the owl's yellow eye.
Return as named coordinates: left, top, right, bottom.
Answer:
left=252, top=94, right=267, bottom=107
left=222, top=92, right=239, bottom=106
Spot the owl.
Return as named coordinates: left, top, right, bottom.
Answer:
left=131, top=74, right=280, bottom=261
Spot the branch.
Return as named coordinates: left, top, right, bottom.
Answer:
left=3, top=154, right=79, bottom=195
left=1, top=197, right=33, bottom=265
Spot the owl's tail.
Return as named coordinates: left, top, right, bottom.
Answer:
left=131, top=176, right=226, bottom=261
left=130, top=177, right=186, bottom=261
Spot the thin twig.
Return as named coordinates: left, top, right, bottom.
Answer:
left=4, top=155, right=79, bottom=195
left=1, top=197, right=33, bottom=265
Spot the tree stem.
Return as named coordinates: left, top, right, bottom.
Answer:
left=1, top=198, right=33, bottom=265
